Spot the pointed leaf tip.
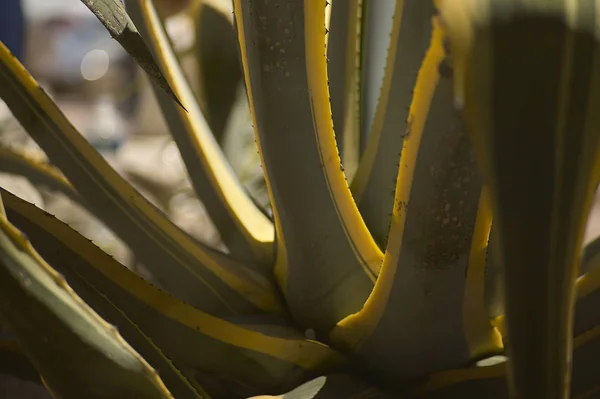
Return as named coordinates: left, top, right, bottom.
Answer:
left=116, top=27, right=188, bottom=111
left=80, top=0, right=186, bottom=110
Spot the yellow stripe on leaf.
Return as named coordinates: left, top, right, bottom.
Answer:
left=126, top=0, right=274, bottom=266
left=234, top=0, right=382, bottom=333
left=2, top=191, right=346, bottom=398
left=0, top=41, right=282, bottom=317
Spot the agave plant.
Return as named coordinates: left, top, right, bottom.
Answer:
left=1, top=0, right=600, bottom=398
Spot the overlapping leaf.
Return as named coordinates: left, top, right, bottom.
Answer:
left=442, top=1, right=600, bottom=396
left=416, top=241, right=600, bottom=398
left=124, top=0, right=274, bottom=267
left=350, top=0, right=436, bottom=248
left=0, top=193, right=173, bottom=399
left=193, top=2, right=241, bottom=143
left=0, top=41, right=282, bottom=317
left=0, top=146, right=83, bottom=206
left=2, top=191, right=346, bottom=398
left=331, top=12, right=502, bottom=383
left=328, top=0, right=362, bottom=180
left=234, top=0, right=383, bottom=335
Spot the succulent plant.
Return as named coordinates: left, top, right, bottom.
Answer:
left=0, top=0, right=600, bottom=398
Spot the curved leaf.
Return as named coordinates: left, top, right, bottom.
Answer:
left=124, top=0, right=274, bottom=267
left=233, top=0, right=383, bottom=334
left=359, top=0, right=395, bottom=146
left=310, top=374, right=394, bottom=398
left=484, top=227, right=504, bottom=323
left=416, top=311, right=600, bottom=398
left=0, top=41, right=282, bottom=317
left=0, top=194, right=173, bottom=399
left=417, top=245, right=600, bottom=397
left=350, top=0, right=435, bottom=248
left=441, top=1, right=600, bottom=396
left=3, top=194, right=207, bottom=399
left=250, top=374, right=395, bottom=399
left=2, top=191, right=346, bottom=398
left=331, top=15, right=502, bottom=382
left=485, top=229, right=595, bottom=328
left=194, top=2, right=241, bottom=143
left=581, top=234, right=600, bottom=275
left=0, top=146, right=83, bottom=206
left=327, top=0, right=362, bottom=180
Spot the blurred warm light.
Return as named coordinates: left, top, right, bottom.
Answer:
left=80, top=49, right=109, bottom=81
left=165, top=13, right=195, bottom=52
left=162, top=141, right=181, bottom=166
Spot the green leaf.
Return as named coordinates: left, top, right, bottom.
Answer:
left=490, top=235, right=600, bottom=338
left=249, top=375, right=394, bottom=398
left=2, top=192, right=207, bottom=399
left=484, top=227, right=504, bottom=322
left=308, top=374, right=393, bottom=398
left=0, top=146, right=83, bottom=207
left=124, top=0, right=274, bottom=267
left=193, top=2, right=241, bottom=143
left=2, top=190, right=346, bottom=398
left=442, top=1, right=600, bottom=396
left=234, top=0, right=383, bottom=334
left=327, top=0, right=363, bottom=180
left=359, top=0, right=395, bottom=145
left=0, top=41, right=282, bottom=317
left=350, top=0, right=435, bottom=248
left=331, top=15, right=502, bottom=383
left=415, top=324, right=600, bottom=399
left=485, top=228, right=593, bottom=329
left=416, top=243, right=600, bottom=398
left=0, top=193, right=173, bottom=399
left=79, top=0, right=184, bottom=109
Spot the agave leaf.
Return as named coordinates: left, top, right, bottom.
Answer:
left=331, top=15, right=502, bottom=382
left=581, top=234, right=600, bottom=275
left=488, top=235, right=600, bottom=342
left=572, top=254, right=600, bottom=354
left=415, top=322, right=600, bottom=398
left=417, top=243, right=600, bottom=398
left=3, top=195, right=207, bottom=399
left=79, top=0, right=183, bottom=108
left=350, top=0, right=435, bottom=248
left=0, top=41, right=282, bottom=317
left=234, top=0, right=383, bottom=334
left=124, top=0, right=274, bottom=267
left=2, top=191, right=346, bottom=398
left=359, top=0, right=395, bottom=147
left=0, top=194, right=173, bottom=399
left=485, top=228, right=595, bottom=327
left=0, top=334, right=40, bottom=383
left=0, top=146, right=83, bottom=206
left=250, top=374, right=395, bottom=399
left=483, top=227, right=504, bottom=324
left=327, top=0, right=362, bottom=180
left=55, top=276, right=210, bottom=399
left=441, top=1, right=600, bottom=396
left=308, top=374, right=394, bottom=398
left=193, top=2, right=241, bottom=143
